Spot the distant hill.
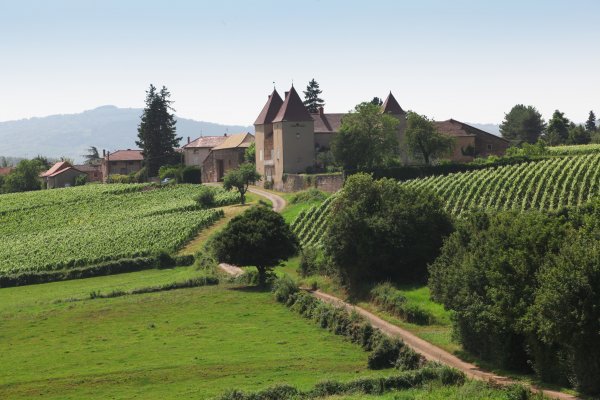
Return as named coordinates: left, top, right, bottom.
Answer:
left=0, top=106, right=254, bottom=162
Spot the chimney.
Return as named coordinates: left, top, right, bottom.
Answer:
left=102, top=149, right=106, bottom=157
left=318, top=106, right=324, bottom=116
left=187, top=136, right=190, bottom=144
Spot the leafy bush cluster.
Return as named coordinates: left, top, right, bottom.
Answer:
left=86, top=275, right=218, bottom=300
left=158, top=164, right=202, bottom=184
left=0, top=253, right=193, bottom=288
left=429, top=206, right=600, bottom=394
left=298, top=246, right=333, bottom=277
left=273, top=278, right=424, bottom=370
left=371, top=283, right=435, bottom=325
left=289, top=188, right=329, bottom=204
left=217, top=366, right=465, bottom=400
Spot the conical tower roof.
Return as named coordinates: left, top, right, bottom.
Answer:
left=272, top=86, right=312, bottom=122
left=254, top=89, right=283, bottom=125
left=381, top=92, right=405, bottom=114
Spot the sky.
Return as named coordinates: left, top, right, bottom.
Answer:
left=1, top=0, right=599, bottom=125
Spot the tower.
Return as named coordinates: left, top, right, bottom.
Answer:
left=381, top=92, right=408, bottom=162
left=254, top=89, right=283, bottom=183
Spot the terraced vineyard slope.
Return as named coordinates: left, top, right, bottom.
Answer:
left=292, top=153, right=600, bottom=245
left=0, top=184, right=238, bottom=274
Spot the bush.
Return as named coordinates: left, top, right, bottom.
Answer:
left=368, top=337, right=403, bottom=369
left=181, top=166, right=201, bottom=184
left=107, top=174, right=133, bottom=184
left=289, top=188, right=328, bottom=204
left=194, top=187, right=215, bottom=208
left=272, top=275, right=298, bottom=302
left=159, top=165, right=182, bottom=182
left=75, top=175, right=87, bottom=186
left=370, top=283, right=435, bottom=325
left=324, top=173, right=453, bottom=292
left=134, top=167, right=148, bottom=183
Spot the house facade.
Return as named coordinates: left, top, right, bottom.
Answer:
left=101, top=149, right=144, bottom=180
left=254, top=86, right=508, bottom=189
left=182, top=135, right=228, bottom=167
left=74, top=164, right=103, bottom=182
left=41, top=161, right=86, bottom=189
left=201, top=132, right=254, bottom=182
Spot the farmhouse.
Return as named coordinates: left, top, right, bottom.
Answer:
left=101, top=149, right=144, bottom=180
left=41, top=161, right=86, bottom=189
left=183, top=132, right=254, bottom=182
left=74, top=164, right=103, bottom=182
left=254, top=86, right=508, bottom=189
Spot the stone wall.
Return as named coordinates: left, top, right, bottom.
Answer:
left=274, top=173, right=344, bottom=193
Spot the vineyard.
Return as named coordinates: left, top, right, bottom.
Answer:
left=292, top=153, right=600, bottom=246
left=547, top=143, right=600, bottom=155
left=0, top=184, right=238, bottom=274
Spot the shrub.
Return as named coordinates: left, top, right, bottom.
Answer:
left=368, top=337, right=403, bottom=369
left=181, top=166, right=201, bottom=184
left=107, top=174, right=133, bottom=184
left=272, top=275, right=298, bottom=303
left=75, top=175, right=87, bottom=186
left=158, top=165, right=182, bottom=182
left=194, top=187, right=215, bottom=208
left=290, top=188, right=328, bottom=204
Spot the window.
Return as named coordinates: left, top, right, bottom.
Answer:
left=487, top=144, right=493, bottom=151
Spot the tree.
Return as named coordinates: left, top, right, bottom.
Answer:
left=331, top=102, right=399, bottom=170
left=585, top=110, right=597, bottom=133
left=371, top=97, right=383, bottom=106
left=404, top=111, right=454, bottom=165
left=302, top=79, right=325, bottom=113
left=83, top=146, right=101, bottom=165
left=136, top=84, right=181, bottom=177
left=544, top=110, right=570, bottom=145
left=323, top=173, right=453, bottom=291
left=222, top=163, right=261, bottom=205
left=244, top=142, right=256, bottom=165
left=500, top=104, right=546, bottom=144
left=211, top=206, right=298, bottom=285
left=2, top=159, right=44, bottom=193
left=568, top=124, right=591, bottom=145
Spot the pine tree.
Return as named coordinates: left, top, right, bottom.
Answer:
left=136, top=84, right=181, bottom=177
left=544, top=110, right=571, bottom=145
left=585, top=110, right=597, bottom=133
left=371, top=97, right=383, bottom=106
left=302, top=79, right=325, bottom=113
left=500, top=104, right=546, bottom=144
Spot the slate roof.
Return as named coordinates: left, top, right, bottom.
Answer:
left=254, top=90, right=284, bottom=125
left=183, top=136, right=228, bottom=149
left=212, top=132, right=254, bottom=150
left=434, top=119, right=509, bottom=142
left=381, top=92, right=405, bottom=114
left=272, top=86, right=313, bottom=122
left=106, top=149, right=144, bottom=161
left=312, top=113, right=346, bottom=134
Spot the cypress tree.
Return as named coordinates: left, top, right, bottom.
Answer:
left=302, top=79, right=325, bottom=113
left=585, top=110, right=597, bottom=133
left=136, top=84, right=181, bottom=177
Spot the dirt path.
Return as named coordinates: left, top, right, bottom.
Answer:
left=247, top=186, right=286, bottom=212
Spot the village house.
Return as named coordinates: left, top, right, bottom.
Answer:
left=41, top=161, right=86, bottom=189
left=101, top=149, right=144, bottom=180
left=182, top=135, right=228, bottom=167
left=254, top=86, right=509, bottom=190
left=74, top=164, right=103, bottom=183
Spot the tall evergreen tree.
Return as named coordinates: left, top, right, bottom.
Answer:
left=83, top=146, right=101, bottom=165
left=585, top=110, right=597, bottom=133
left=136, top=84, right=181, bottom=177
left=371, top=97, right=383, bottom=106
left=302, top=79, right=325, bottom=113
left=544, top=110, right=571, bottom=145
left=500, top=104, right=546, bottom=144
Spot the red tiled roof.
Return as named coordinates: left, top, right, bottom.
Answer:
left=272, top=86, right=313, bottom=123
left=312, top=113, right=346, bottom=134
left=47, top=166, right=83, bottom=178
left=212, top=132, right=254, bottom=150
left=434, top=119, right=509, bottom=142
left=106, top=149, right=144, bottom=161
left=0, top=167, right=13, bottom=176
left=41, top=161, right=71, bottom=177
left=254, top=90, right=284, bottom=125
left=183, top=136, right=228, bottom=149
left=381, top=92, right=405, bottom=114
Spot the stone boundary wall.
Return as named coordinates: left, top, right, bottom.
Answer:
left=274, top=173, right=344, bottom=193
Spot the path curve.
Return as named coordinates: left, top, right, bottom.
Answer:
left=220, top=187, right=578, bottom=400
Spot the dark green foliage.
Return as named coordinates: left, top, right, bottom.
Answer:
left=2, top=159, right=44, bottom=193
left=74, top=174, right=87, bottom=186
left=368, top=337, right=403, bottom=369
left=222, top=163, right=261, bottom=205
left=302, top=78, right=325, bottom=113
left=371, top=283, right=435, bottom=325
left=331, top=102, right=400, bottom=170
left=216, top=366, right=466, bottom=400
left=84, top=276, right=219, bottom=300
left=405, top=111, right=455, bottom=165
left=298, top=245, right=332, bottom=277
left=324, top=174, right=453, bottom=291
left=429, top=205, right=600, bottom=394
left=194, top=187, right=216, bottom=208
left=83, top=146, right=101, bottom=165
left=289, top=188, right=328, bottom=204
left=158, top=165, right=182, bottom=181
left=244, top=142, right=256, bottom=165
left=567, top=124, right=591, bottom=145
left=211, top=206, right=297, bottom=285
left=371, top=96, right=383, bottom=106
left=500, top=104, right=546, bottom=144
left=585, top=110, right=597, bottom=133
left=136, top=84, right=182, bottom=177
left=271, top=275, right=298, bottom=302
left=181, top=166, right=201, bottom=183
left=544, top=110, right=570, bottom=145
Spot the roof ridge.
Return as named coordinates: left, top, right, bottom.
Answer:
left=272, top=86, right=312, bottom=123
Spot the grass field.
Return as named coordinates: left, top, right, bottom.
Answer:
left=0, top=275, right=391, bottom=399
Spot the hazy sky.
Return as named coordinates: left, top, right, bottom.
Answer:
left=1, top=0, right=599, bottom=125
